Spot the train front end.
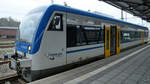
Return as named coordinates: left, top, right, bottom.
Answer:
left=10, top=6, right=48, bottom=82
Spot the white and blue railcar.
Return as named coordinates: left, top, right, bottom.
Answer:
left=11, top=4, right=149, bottom=82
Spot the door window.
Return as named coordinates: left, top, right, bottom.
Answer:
left=118, top=31, right=120, bottom=47
left=107, top=30, right=109, bottom=49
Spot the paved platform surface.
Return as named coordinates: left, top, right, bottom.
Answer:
left=30, top=43, right=150, bottom=84
left=78, top=45, right=150, bottom=84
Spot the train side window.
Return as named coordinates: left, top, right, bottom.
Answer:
left=67, top=25, right=104, bottom=48
left=48, top=13, right=63, bottom=31
left=83, top=26, right=104, bottom=44
left=67, top=25, right=86, bottom=47
left=121, top=31, right=131, bottom=42
left=67, top=25, right=77, bottom=47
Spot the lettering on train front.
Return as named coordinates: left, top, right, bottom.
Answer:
left=47, top=52, right=63, bottom=57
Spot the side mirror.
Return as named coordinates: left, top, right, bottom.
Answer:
left=47, top=13, right=63, bottom=31
left=54, top=16, right=60, bottom=25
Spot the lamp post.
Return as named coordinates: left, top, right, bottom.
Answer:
left=51, top=0, right=54, bottom=4
left=121, top=9, right=124, bottom=20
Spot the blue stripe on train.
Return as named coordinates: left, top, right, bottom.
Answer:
left=66, top=41, right=140, bottom=54
left=67, top=46, right=104, bottom=54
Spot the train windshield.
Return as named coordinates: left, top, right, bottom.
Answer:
left=19, top=6, right=47, bottom=43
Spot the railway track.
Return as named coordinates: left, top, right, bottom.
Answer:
left=0, top=75, right=18, bottom=84
left=0, top=78, right=27, bottom=84
left=0, top=60, right=26, bottom=84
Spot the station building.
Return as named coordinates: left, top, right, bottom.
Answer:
left=0, top=26, right=18, bottom=40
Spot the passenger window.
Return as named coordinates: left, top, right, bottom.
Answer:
left=67, top=24, right=104, bottom=48
left=48, top=13, right=63, bottom=31
left=83, top=26, right=103, bottom=44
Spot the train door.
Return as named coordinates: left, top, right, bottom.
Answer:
left=105, top=26, right=110, bottom=58
left=116, top=27, right=120, bottom=54
left=104, top=26, right=120, bottom=58
left=141, top=31, right=144, bottom=45
left=110, top=26, right=117, bottom=55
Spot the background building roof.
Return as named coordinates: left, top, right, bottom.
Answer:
left=100, top=0, right=150, bottom=22
left=0, top=26, right=18, bottom=30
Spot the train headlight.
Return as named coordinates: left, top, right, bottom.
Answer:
left=28, top=46, right=31, bottom=51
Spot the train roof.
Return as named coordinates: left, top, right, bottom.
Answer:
left=46, top=4, right=148, bottom=30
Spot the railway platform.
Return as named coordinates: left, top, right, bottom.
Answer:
left=29, top=43, right=150, bottom=84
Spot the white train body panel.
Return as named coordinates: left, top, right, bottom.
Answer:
left=31, top=11, right=67, bottom=70
left=67, top=44, right=104, bottom=64
left=120, top=40, right=141, bottom=49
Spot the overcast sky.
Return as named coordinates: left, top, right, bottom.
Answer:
left=0, top=0, right=150, bottom=27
